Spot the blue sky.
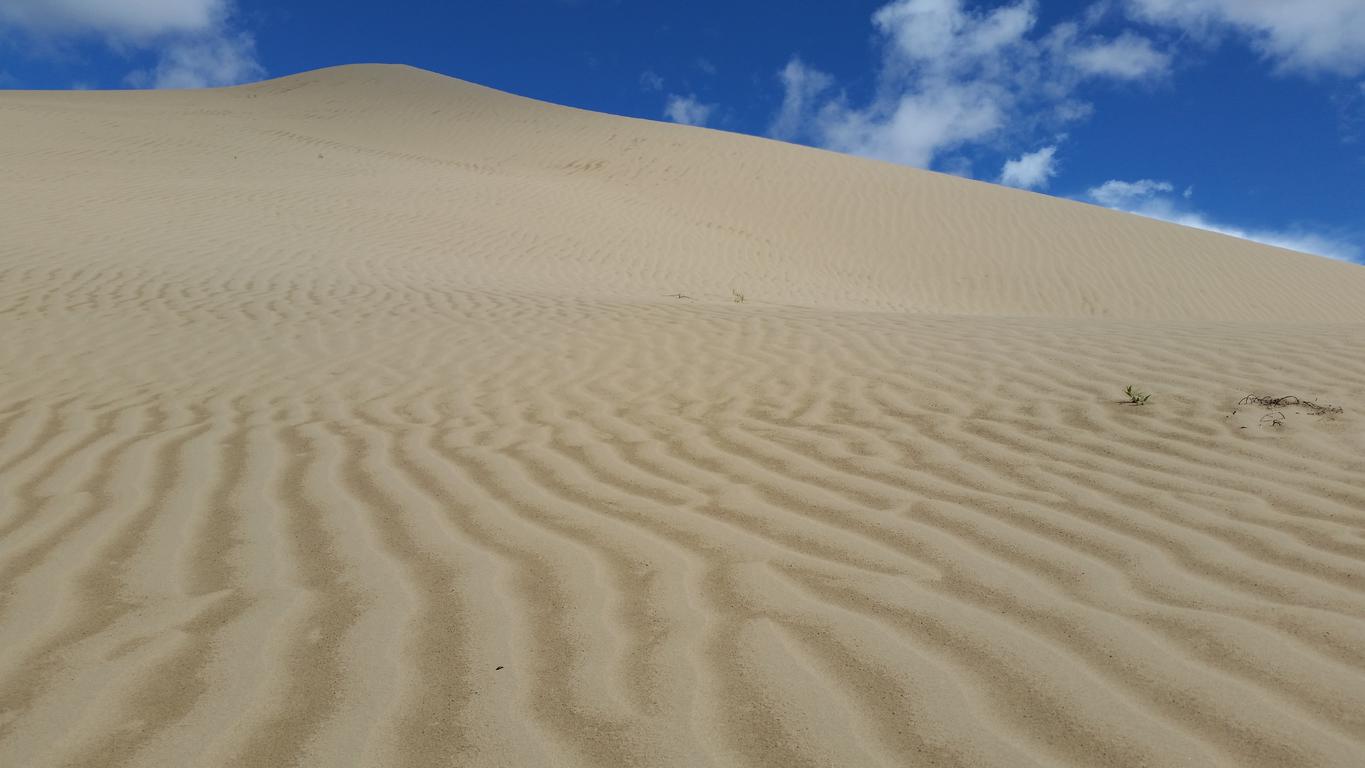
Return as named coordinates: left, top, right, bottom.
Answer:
left=3, top=1, right=1362, bottom=262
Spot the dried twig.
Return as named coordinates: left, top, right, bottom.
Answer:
left=1239, top=394, right=1342, bottom=416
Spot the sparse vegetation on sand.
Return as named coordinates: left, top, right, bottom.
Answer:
left=1232, top=394, right=1343, bottom=427
left=1238, top=394, right=1342, bottom=416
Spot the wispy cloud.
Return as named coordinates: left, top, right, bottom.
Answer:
left=0, top=0, right=224, bottom=41
left=663, top=94, right=715, bottom=126
left=1124, top=0, right=1365, bottom=76
left=1087, top=178, right=1175, bottom=207
left=1334, top=81, right=1365, bottom=143
left=999, top=144, right=1058, bottom=189
left=769, top=0, right=1170, bottom=170
left=639, top=69, right=664, bottom=92
left=1085, top=178, right=1361, bottom=262
left=1067, top=31, right=1171, bottom=79
left=125, top=31, right=261, bottom=89
left=769, top=57, right=833, bottom=140
left=0, top=0, right=262, bottom=88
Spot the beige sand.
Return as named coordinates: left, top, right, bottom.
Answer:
left=2, top=64, right=1364, bottom=767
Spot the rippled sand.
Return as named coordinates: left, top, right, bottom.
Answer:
left=2, top=64, right=1365, bottom=767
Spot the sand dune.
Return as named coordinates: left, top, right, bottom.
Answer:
left=1, top=64, right=1364, bottom=767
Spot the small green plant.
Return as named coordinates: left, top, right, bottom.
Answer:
left=731, top=289, right=746, bottom=303
left=1124, top=385, right=1150, bottom=405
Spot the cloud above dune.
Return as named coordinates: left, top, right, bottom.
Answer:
left=770, top=0, right=1170, bottom=170
left=1086, top=178, right=1361, bottom=262
left=769, top=57, right=833, bottom=140
left=1124, top=0, right=1365, bottom=76
left=0, top=0, right=262, bottom=88
left=999, top=144, right=1058, bottom=189
left=664, top=94, right=716, bottom=126
left=1087, top=178, right=1176, bottom=207
left=124, top=31, right=262, bottom=89
left=761, top=1, right=1359, bottom=262
left=0, top=0, right=224, bottom=41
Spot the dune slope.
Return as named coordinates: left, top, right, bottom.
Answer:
left=2, top=64, right=1364, bottom=768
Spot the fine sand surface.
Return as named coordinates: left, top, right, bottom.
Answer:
left=3, top=64, right=1365, bottom=768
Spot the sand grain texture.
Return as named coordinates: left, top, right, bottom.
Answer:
left=2, top=65, right=1365, bottom=767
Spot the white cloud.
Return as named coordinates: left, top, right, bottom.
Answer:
left=873, top=0, right=1034, bottom=68
left=771, top=0, right=1169, bottom=168
left=803, top=0, right=1039, bottom=166
left=822, top=86, right=1005, bottom=167
left=0, top=0, right=261, bottom=89
left=769, top=58, right=833, bottom=140
left=1070, top=31, right=1171, bottom=79
left=126, top=31, right=262, bottom=88
left=664, top=94, right=715, bottom=127
left=999, top=144, right=1059, bottom=189
left=0, top=0, right=223, bottom=42
left=1088, top=178, right=1174, bottom=207
left=639, top=70, right=664, bottom=91
left=1125, top=0, right=1365, bottom=75
left=1085, top=178, right=1360, bottom=261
